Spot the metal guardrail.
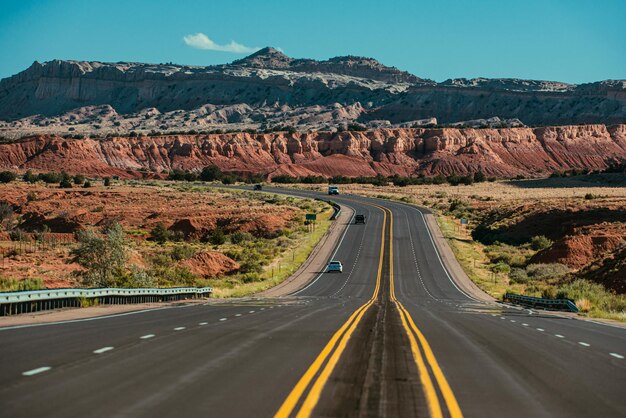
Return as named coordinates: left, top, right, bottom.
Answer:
left=327, top=201, right=342, bottom=220
left=0, top=287, right=213, bottom=316
left=504, top=293, right=579, bottom=313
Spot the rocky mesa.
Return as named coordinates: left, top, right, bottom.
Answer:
left=0, top=124, right=625, bottom=178
left=0, top=48, right=624, bottom=138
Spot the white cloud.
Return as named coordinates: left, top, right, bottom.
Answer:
left=183, top=33, right=259, bottom=54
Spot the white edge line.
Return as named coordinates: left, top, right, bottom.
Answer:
left=22, top=366, right=51, bottom=376
left=416, top=209, right=482, bottom=303
left=291, top=203, right=355, bottom=295
left=93, top=346, right=114, bottom=354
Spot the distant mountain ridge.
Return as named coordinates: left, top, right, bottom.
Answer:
left=0, top=47, right=624, bottom=131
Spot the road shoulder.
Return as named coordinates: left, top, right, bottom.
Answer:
left=259, top=203, right=354, bottom=297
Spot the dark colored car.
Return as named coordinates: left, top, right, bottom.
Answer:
left=355, top=214, right=366, bottom=224
left=253, top=184, right=263, bottom=191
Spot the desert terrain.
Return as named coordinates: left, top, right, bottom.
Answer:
left=0, top=180, right=332, bottom=297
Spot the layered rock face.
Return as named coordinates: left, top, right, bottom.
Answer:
left=0, top=48, right=624, bottom=128
left=0, top=125, right=624, bottom=178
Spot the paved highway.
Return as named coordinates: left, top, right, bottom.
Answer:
left=0, top=189, right=624, bottom=417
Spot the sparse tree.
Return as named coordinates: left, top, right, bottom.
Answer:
left=71, top=223, right=128, bottom=287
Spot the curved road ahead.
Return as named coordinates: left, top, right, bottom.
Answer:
left=0, top=189, right=624, bottom=417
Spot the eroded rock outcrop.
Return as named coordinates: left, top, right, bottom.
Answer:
left=0, top=125, right=624, bottom=178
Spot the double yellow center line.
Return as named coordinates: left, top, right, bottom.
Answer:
left=275, top=203, right=462, bottom=418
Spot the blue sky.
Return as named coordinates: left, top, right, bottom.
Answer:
left=0, top=0, right=624, bottom=83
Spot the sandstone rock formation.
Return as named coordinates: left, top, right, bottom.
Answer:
left=0, top=125, right=624, bottom=178
left=0, top=48, right=623, bottom=137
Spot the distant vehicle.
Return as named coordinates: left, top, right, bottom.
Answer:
left=328, top=186, right=339, bottom=195
left=253, top=184, right=263, bottom=191
left=355, top=214, right=366, bottom=224
left=326, top=260, right=343, bottom=273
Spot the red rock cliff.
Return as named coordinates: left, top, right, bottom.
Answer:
left=0, top=125, right=625, bottom=178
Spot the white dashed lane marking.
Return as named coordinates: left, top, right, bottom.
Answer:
left=22, top=366, right=51, bottom=376
left=219, top=318, right=227, bottom=321
left=174, top=327, right=186, bottom=331
left=93, top=347, right=114, bottom=354
left=522, top=323, right=529, bottom=327
left=536, top=328, right=544, bottom=332
left=579, top=342, right=591, bottom=347
left=235, top=314, right=242, bottom=317
left=199, top=322, right=208, bottom=326
left=609, top=353, right=624, bottom=359
left=140, top=334, right=155, bottom=339
left=249, top=311, right=255, bottom=314
left=555, top=334, right=565, bottom=338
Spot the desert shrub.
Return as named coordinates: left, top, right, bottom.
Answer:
left=0, top=277, right=44, bottom=291
left=200, top=165, right=223, bottom=182
left=149, top=222, right=171, bottom=244
left=525, top=263, right=570, bottom=280
left=558, top=279, right=626, bottom=313
left=221, top=175, right=237, bottom=185
left=584, top=193, right=596, bottom=200
left=473, top=170, right=486, bottom=183
left=151, top=265, right=197, bottom=287
left=9, top=228, right=28, bottom=242
left=170, top=244, right=196, bottom=261
left=489, top=262, right=511, bottom=275
left=0, top=277, right=18, bottom=291
left=38, top=172, right=62, bottom=183
left=530, top=235, right=553, bottom=251
left=241, top=272, right=263, bottom=283
left=23, top=170, right=38, bottom=183
left=0, top=171, right=17, bottom=183
left=103, top=177, right=111, bottom=186
left=73, top=174, right=85, bottom=185
left=59, top=178, right=73, bottom=188
left=0, top=203, right=13, bottom=223
left=271, top=175, right=298, bottom=184
left=230, top=231, right=252, bottom=245
left=71, top=223, right=128, bottom=287
left=18, top=278, right=44, bottom=291
left=117, top=266, right=156, bottom=288
left=509, top=268, right=530, bottom=284
left=541, top=287, right=558, bottom=299
left=83, top=180, right=92, bottom=188
left=209, top=228, right=226, bottom=245
left=26, top=191, right=38, bottom=202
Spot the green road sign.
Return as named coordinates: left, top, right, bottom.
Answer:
left=306, top=213, right=317, bottom=221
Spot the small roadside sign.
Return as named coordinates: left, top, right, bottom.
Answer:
left=306, top=213, right=317, bottom=221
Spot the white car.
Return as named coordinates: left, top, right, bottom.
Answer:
left=327, top=261, right=343, bottom=273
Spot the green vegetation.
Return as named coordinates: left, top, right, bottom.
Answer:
left=71, top=223, right=128, bottom=287
left=0, top=277, right=44, bottom=292
left=0, top=171, right=17, bottom=183
left=437, top=211, right=625, bottom=320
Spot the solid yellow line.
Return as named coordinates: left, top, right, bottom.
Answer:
left=400, top=305, right=464, bottom=418
left=384, top=204, right=464, bottom=418
left=384, top=205, right=443, bottom=418
left=395, top=302, right=444, bottom=418
left=274, top=207, right=386, bottom=418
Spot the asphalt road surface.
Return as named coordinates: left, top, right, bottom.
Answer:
left=0, top=188, right=624, bottom=418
